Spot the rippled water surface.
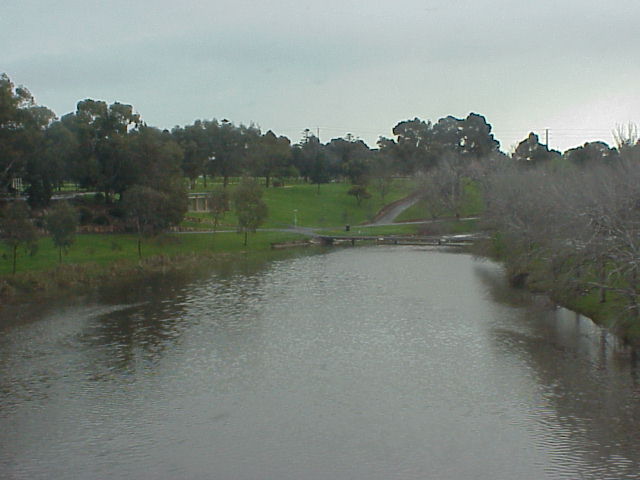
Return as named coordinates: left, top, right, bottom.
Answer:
left=1, top=247, right=640, bottom=479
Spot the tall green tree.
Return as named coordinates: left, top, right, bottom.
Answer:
left=326, top=135, right=372, bottom=184
left=127, top=126, right=184, bottom=192
left=208, top=120, right=261, bottom=187
left=250, top=130, right=292, bottom=187
left=299, top=136, right=329, bottom=193
left=233, top=178, right=268, bottom=246
left=458, top=113, right=501, bottom=159
left=0, top=202, right=38, bottom=274
left=0, top=74, right=33, bottom=194
left=122, top=184, right=187, bottom=258
left=0, top=74, right=56, bottom=200
left=45, top=201, right=78, bottom=262
left=209, top=186, right=230, bottom=234
left=513, top=133, right=560, bottom=165
left=172, top=120, right=209, bottom=189
left=564, top=141, right=619, bottom=167
left=62, top=99, right=141, bottom=201
left=347, top=184, right=372, bottom=206
left=388, top=118, right=437, bottom=173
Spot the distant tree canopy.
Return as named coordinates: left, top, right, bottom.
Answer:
left=378, top=113, right=501, bottom=174
left=171, top=119, right=262, bottom=188
left=512, top=132, right=561, bottom=165
left=326, top=135, right=373, bottom=185
left=250, top=130, right=292, bottom=188
left=60, top=99, right=142, bottom=202
left=564, top=141, right=619, bottom=167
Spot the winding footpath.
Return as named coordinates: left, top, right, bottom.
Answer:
left=368, top=194, right=421, bottom=225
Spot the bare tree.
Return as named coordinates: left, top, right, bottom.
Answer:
left=613, top=122, right=638, bottom=151
left=417, top=154, right=470, bottom=220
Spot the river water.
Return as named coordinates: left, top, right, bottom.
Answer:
left=1, top=247, right=639, bottom=479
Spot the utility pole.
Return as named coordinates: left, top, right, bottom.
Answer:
left=545, top=128, right=549, bottom=149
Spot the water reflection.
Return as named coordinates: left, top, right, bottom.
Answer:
left=476, top=262, right=640, bottom=479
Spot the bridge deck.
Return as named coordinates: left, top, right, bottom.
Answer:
left=316, top=235, right=473, bottom=247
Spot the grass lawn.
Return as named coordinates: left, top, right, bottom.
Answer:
left=1, top=179, right=416, bottom=279
left=0, top=231, right=306, bottom=276
left=185, top=180, right=415, bottom=230
left=260, top=181, right=411, bottom=228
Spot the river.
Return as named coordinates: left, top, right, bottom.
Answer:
left=1, top=247, right=639, bottom=479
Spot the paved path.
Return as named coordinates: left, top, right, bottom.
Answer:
left=178, top=195, right=478, bottom=236
left=369, top=195, right=421, bottom=225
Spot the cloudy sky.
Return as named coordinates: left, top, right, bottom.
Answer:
left=2, top=0, right=639, bottom=152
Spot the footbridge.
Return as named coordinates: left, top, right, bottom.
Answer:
left=316, top=234, right=475, bottom=247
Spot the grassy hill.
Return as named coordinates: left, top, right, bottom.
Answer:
left=184, top=179, right=415, bottom=230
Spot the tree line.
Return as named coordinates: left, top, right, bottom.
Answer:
left=1, top=74, right=508, bottom=210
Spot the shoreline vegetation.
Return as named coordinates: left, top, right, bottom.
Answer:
left=0, top=231, right=308, bottom=304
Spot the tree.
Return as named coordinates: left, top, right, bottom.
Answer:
left=0, top=74, right=56, bottom=200
left=62, top=99, right=141, bottom=201
left=417, top=154, right=469, bottom=219
left=127, top=126, right=184, bottom=192
left=171, top=121, right=209, bottom=189
left=0, top=74, right=34, bottom=194
left=208, top=186, right=230, bottom=233
left=122, top=184, right=187, bottom=258
left=326, top=136, right=372, bottom=184
left=613, top=122, right=638, bottom=152
left=382, top=114, right=499, bottom=175
left=347, top=184, right=372, bottom=206
left=20, top=105, right=56, bottom=208
left=513, top=132, right=560, bottom=165
left=233, top=178, right=268, bottom=246
left=564, top=141, right=618, bottom=167
left=388, top=118, right=437, bottom=174
left=45, top=201, right=78, bottom=262
left=457, top=113, right=501, bottom=159
left=208, top=120, right=260, bottom=187
left=0, top=202, right=38, bottom=274
left=40, top=120, right=77, bottom=190
left=370, top=151, right=395, bottom=200
left=300, top=136, right=329, bottom=193
left=251, top=130, right=292, bottom=188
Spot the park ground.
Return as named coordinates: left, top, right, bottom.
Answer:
left=0, top=179, right=484, bottom=301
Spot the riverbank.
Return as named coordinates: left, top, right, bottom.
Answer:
left=1, top=176, right=432, bottom=304
left=473, top=236, right=640, bottom=348
left=0, top=231, right=309, bottom=305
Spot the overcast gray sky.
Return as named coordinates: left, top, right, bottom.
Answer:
left=2, top=0, right=639, bottom=152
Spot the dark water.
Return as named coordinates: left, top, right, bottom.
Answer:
left=1, top=247, right=639, bottom=479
